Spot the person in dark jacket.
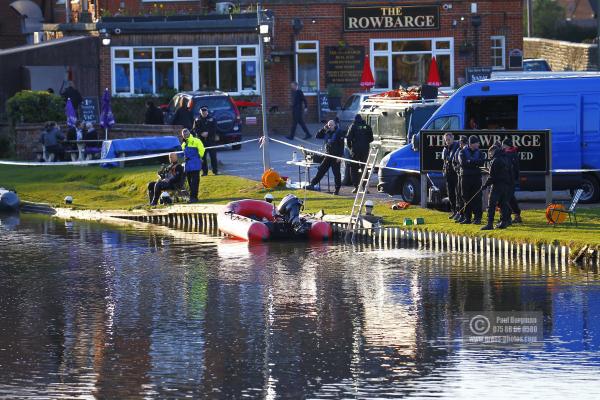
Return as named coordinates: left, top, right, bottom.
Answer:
left=452, top=135, right=468, bottom=222
left=172, top=98, right=194, bottom=130
left=481, top=144, right=513, bottom=230
left=502, top=137, right=523, bottom=223
left=346, top=114, right=374, bottom=193
left=39, top=121, right=65, bottom=162
left=180, top=128, right=205, bottom=203
left=192, top=106, right=218, bottom=176
left=147, top=152, right=185, bottom=206
left=286, top=82, right=311, bottom=140
left=305, top=120, right=344, bottom=195
left=442, top=132, right=460, bottom=219
left=60, top=81, right=82, bottom=111
left=145, top=101, right=164, bottom=125
left=458, top=135, right=485, bottom=224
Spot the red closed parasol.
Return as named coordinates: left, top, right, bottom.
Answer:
left=427, top=56, right=442, bottom=87
left=360, top=55, right=375, bottom=90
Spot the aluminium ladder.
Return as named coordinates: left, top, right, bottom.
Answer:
left=345, top=146, right=380, bottom=241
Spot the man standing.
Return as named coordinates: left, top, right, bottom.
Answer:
left=502, top=138, right=522, bottom=223
left=452, top=135, right=468, bottom=222
left=286, top=82, right=311, bottom=140
left=147, top=152, right=185, bottom=206
left=441, top=132, right=460, bottom=219
left=346, top=114, right=374, bottom=193
left=180, top=128, right=205, bottom=203
left=481, top=144, right=513, bottom=230
left=458, top=135, right=485, bottom=224
left=305, top=120, right=344, bottom=195
left=172, top=98, right=194, bottom=130
left=60, top=81, right=82, bottom=111
left=193, top=106, right=218, bottom=176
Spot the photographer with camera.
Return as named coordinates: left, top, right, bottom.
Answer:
left=304, top=120, right=344, bottom=195
left=147, top=152, right=185, bottom=206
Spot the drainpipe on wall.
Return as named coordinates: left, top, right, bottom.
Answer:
left=597, top=0, right=600, bottom=70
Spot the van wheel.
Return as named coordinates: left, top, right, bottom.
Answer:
left=401, top=176, right=420, bottom=204
left=571, top=174, right=600, bottom=203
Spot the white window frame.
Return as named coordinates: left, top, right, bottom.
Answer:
left=295, top=40, right=319, bottom=95
left=110, top=45, right=259, bottom=96
left=491, top=35, right=506, bottom=70
left=369, top=37, right=455, bottom=91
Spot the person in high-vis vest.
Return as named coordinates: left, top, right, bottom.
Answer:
left=180, top=128, right=205, bottom=203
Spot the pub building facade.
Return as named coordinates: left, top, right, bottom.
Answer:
left=97, top=0, right=523, bottom=124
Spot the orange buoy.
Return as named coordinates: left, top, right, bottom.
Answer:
left=546, top=203, right=567, bottom=225
left=261, top=169, right=285, bottom=189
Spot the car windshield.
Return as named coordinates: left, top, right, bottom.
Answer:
left=523, top=61, right=550, bottom=71
left=375, top=109, right=406, bottom=139
left=407, top=105, right=440, bottom=139
left=192, top=97, right=232, bottom=114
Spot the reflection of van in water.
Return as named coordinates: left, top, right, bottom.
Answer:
left=378, top=76, right=600, bottom=204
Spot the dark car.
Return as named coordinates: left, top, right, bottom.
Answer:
left=523, top=59, right=552, bottom=72
left=165, top=91, right=243, bottom=150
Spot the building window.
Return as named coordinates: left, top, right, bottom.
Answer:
left=491, top=36, right=506, bottom=70
left=295, top=41, right=319, bottom=94
left=370, top=38, right=454, bottom=90
left=111, top=45, right=259, bottom=96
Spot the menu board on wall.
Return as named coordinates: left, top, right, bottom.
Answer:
left=325, top=46, right=365, bottom=87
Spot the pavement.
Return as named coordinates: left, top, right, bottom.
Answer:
left=216, top=123, right=574, bottom=208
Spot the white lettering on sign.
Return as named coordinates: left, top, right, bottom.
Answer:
left=348, top=17, right=358, bottom=29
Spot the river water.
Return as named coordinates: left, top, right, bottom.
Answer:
left=1, top=214, right=600, bottom=399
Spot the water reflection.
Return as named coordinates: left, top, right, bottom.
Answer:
left=1, top=214, right=600, bottom=398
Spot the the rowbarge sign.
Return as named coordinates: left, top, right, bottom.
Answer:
left=344, top=5, right=440, bottom=32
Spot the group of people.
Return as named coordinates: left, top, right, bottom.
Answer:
left=147, top=105, right=220, bottom=206
left=442, top=133, right=522, bottom=231
left=39, top=120, right=99, bottom=162
left=304, top=114, right=374, bottom=196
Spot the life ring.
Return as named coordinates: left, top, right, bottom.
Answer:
left=546, top=203, right=567, bottom=225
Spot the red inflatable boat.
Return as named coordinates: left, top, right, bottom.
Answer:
left=218, top=196, right=332, bottom=242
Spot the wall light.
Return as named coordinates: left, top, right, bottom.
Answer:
left=259, top=24, right=269, bottom=34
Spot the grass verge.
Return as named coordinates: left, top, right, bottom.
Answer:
left=2, top=164, right=599, bottom=248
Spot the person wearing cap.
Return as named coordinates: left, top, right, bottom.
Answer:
left=502, top=137, right=522, bottom=223
left=180, top=128, right=205, bottom=203
left=451, top=135, right=468, bottom=222
left=346, top=114, right=374, bottom=193
left=442, top=132, right=460, bottom=219
left=457, top=135, right=485, bottom=224
left=192, top=106, right=218, bottom=176
left=481, top=144, right=513, bottom=230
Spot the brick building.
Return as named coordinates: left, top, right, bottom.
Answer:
left=94, top=0, right=523, bottom=124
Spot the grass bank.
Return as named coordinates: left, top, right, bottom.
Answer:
left=2, top=164, right=599, bottom=248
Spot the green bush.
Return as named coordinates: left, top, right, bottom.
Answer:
left=6, top=91, right=65, bottom=123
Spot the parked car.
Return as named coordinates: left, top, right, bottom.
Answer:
left=164, top=91, right=243, bottom=150
left=379, top=75, right=600, bottom=204
left=523, top=58, right=552, bottom=71
left=336, top=93, right=372, bottom=131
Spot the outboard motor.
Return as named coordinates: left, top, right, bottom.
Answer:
left=277, top=194, right=307, bottom=234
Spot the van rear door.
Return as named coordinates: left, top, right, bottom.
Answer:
left=519, top=94, right=581, bottom=171
left=582, top=94, right=600, bottom=169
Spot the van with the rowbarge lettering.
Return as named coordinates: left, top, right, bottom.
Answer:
left=378, top=76, right=600, bottom=204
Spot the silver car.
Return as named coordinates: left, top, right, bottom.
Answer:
left=336, top=93, right=372, bottom=131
